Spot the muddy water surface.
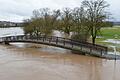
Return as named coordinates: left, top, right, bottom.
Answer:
left=0, top=27, right=120, bottom=80
left=0, top=43, right=120, bottom=80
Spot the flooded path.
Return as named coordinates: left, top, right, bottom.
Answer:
left=0, top=43, right=120, bottom=80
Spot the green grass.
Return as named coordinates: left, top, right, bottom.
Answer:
left=89, top=26, right=120, bottom=43
left=100, top=26, right=120, bottom=39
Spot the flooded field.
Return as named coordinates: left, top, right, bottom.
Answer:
left=0, top=43, right=120, bottom=80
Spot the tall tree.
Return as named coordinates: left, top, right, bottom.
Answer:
left=72, top=7, right=90, bottom=42
left=60, top=8, right=73, bottom=36
left=38, top=8, right=60, bottom=36
left=82, top=0, right=110, bottom=44
left=23, top=8, right=61, bottom=36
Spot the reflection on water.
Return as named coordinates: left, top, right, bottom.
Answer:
left=0, top=43, right=120, bottom=80
left=10, top=43, right=70, bottom=54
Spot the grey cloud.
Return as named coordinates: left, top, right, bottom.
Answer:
left=0, top=0, right=120, bottom=22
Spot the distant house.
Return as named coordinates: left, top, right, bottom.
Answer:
left=0, top=21, right=23, bottom=27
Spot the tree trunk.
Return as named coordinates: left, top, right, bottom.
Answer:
left=92, top=36, right=96, bottom=44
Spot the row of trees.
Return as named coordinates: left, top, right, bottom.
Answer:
left=23, top=0, right=113, bottom=44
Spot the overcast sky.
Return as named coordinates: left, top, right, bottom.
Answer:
left=0, top=0, right=119, bottom=22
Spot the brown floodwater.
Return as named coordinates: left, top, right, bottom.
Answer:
left=0, top=43, right=120, bottom=80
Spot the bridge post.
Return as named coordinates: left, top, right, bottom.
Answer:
left=101, top=50, right=103, bottom=56
left=43, top=36, right=45, bottom=42
left=71, top=40, right=73, bottom=48
left=56, top=37, right=58, bottom=44
left=4, top=41, right=9, bottom=45
left=49, top=36, right=52, bottom=43
left=63, top=38, right=65, bottom=46
left=90, top=48, right=92, bottom=54
left=81, top=45, right=82, bottom=51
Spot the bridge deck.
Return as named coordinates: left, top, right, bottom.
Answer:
left=0, top=35, right=115, bottom=59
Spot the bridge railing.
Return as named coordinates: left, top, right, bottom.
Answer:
left=0, top=35, right=108, bottom=57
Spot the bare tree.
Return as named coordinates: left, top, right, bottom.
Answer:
left=82, top=0, right=110, bottom=44
left=32, top=10, right=40, bottom=19
left=23, top=0, right=112, bottom=43
left=60, top=8, right=73, bottom=36
left=72, top=7, right=90, bottom=41
left=38, top=8, right=60, bottom=36
left=23, top=8, right=61, bottom=36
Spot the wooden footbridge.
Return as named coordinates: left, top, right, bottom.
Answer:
left=0, top=35, right=109, bottom=58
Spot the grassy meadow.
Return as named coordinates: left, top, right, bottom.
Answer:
left=100, top=26, right=120, bottom=39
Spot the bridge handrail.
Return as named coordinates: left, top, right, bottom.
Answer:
left=0, top=35, right=108, bottom=56
left=1, top=35, right=107, bottom=49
